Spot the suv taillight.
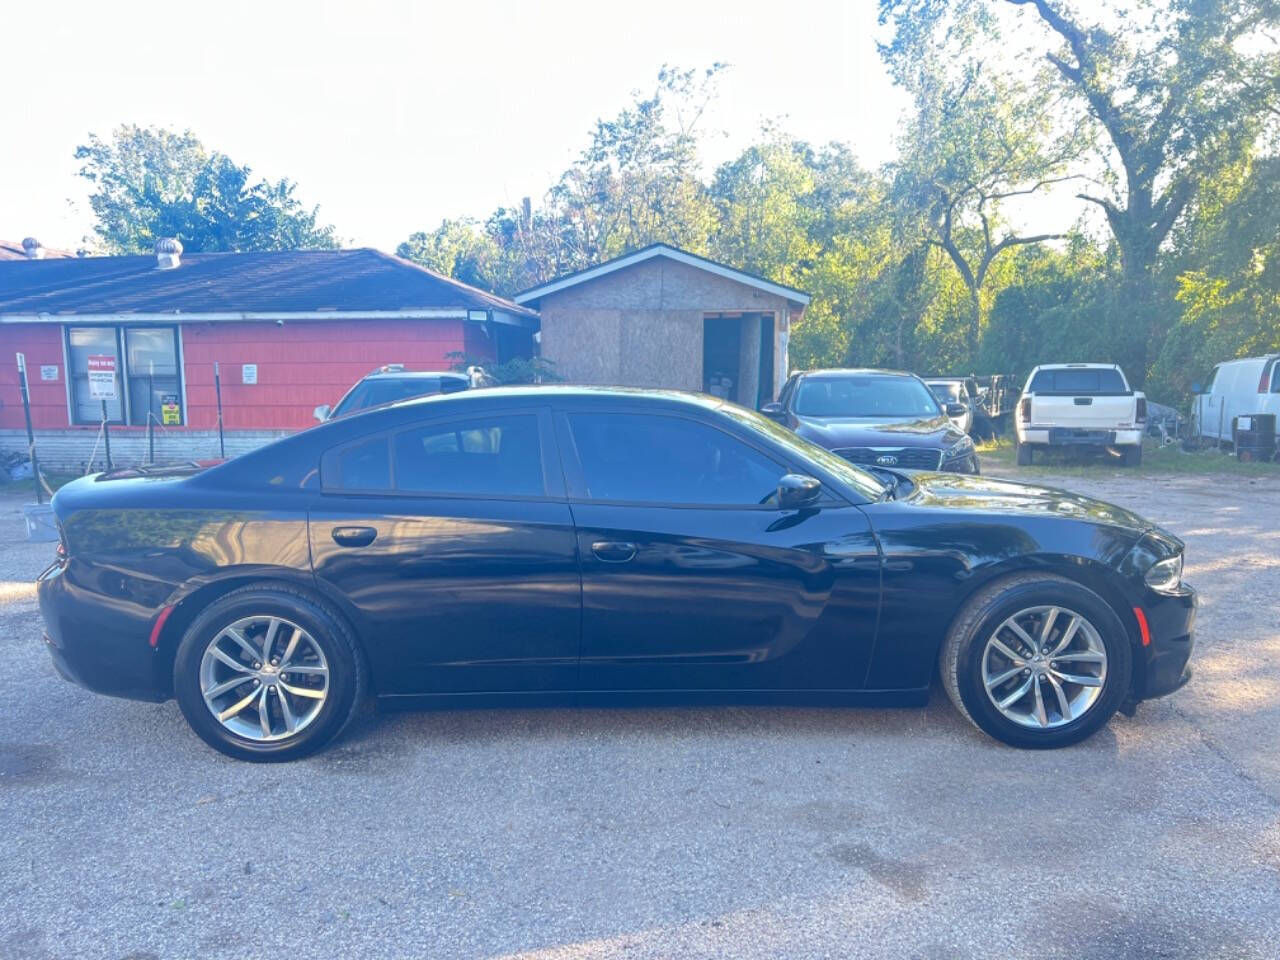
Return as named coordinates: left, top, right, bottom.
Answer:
left=1261, top=367, right=1272, bottom=392
left=1136, top=397, right=1147, bottom=422
left=1019, top=397, right=1031, bottom=423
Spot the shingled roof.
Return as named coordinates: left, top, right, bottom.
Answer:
left=0, top=247, right=537, bottom=322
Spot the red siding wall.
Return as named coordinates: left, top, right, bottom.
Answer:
left=182, top=318, right=490, bottom=429
left=0, top=324, right=68, bottom=430
left=1, top=318, right=494, bottom=432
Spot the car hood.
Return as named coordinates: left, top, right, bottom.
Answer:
left=792, top=414, right=965, bottom=449
left=901, top=471, right=1155, bottom=533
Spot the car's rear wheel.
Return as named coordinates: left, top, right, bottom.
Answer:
left=1015, top=440, right=1033, bottom=465
left=939, top=574, right=1132, bottom=748
left=173, top=585, right=364, bottom=761
left=1122, top=444, right=1143, bottom=467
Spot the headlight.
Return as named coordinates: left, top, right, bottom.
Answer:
left=1144, top=554, right=1183, bottom=594
left=942, top=436, right=974, bottom=460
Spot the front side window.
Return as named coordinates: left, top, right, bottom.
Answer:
left=66, top=325, right=181, bottom=425
left=793, top=376, right=942, bottom=419
left=566, top=412, right=783, bottom=506
left=393, top=414, right=544, bottom=497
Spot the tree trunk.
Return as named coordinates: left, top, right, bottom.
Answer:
left=966, top=286, right=982, bottom=367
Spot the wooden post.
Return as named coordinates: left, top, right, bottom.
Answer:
left=16, top=353, right=43, bottom=504
left=101, top=400, right=113, bottom=471
left=214, top=361, right=226, bottom=458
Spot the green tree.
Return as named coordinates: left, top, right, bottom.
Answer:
left=76, top=124, right=338, bottom=253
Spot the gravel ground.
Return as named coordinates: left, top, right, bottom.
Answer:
left=2, top=466, right=1279, bottom=960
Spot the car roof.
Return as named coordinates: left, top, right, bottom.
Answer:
left=362, top=370, right=467, bottom=380
left=1030, top=363, right=1121, bottom=371
left=798, top=368, right=917, bottom=378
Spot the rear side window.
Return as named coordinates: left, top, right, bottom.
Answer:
left=565, top=412, right=782, bottom=505
left=393, top=414, right=544, bottom=497
left=1269, top=361, right=1280, bottom=394
left=1028, top=369, right=1127, bottom=395
left=332, top=437, right=391, bottom=490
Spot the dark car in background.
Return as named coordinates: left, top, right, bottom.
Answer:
left=762, top=369, right=980, bottom=474
left=37, top=387, right=1193, bottom=761
left=314, top=364, right=487, bottom=422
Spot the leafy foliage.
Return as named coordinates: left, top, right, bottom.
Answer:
left=76, top=125, right=338, bottom=253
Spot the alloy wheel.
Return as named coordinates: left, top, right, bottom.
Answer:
left=981, top=605, right=1108, bottom=729
left=198, top=615, right=330, bottom=742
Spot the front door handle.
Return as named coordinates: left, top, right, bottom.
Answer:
left=592, top=540, right=638, bottom=563
left=331, top=525, right=377, bottom=548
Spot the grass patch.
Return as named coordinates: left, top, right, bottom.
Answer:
left=977, top=436, right=1279, bottom=477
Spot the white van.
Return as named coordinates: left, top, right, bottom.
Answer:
left=1192, top=355, right=1280, bottom=442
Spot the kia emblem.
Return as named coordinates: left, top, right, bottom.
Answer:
left=876, top=455, right=899, bottom=466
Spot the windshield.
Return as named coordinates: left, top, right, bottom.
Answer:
left=793, top=375, right=942, bottom=419
left=928, top=382, right=964, bottom=403
left=332, top=376, right=468, bottom=417
left=716, top=404, right=888, bottom=502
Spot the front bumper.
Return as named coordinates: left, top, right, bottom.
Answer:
left=1135, top=584, right=1196, bottom=700
left=939, top=453, right=980, bottom=475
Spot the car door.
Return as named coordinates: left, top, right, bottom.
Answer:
left=309, top=406, right=581, bottom=695
left=557, top=406, right=881, bottom=692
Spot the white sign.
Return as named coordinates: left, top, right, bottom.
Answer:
left=87, top=354, right=117, bottom=400
left=242, top=363, right=258, bottom=385
left=40, top=365, right=58, bottom=382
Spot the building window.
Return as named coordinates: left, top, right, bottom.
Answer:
left=65, top=326, right=182, bottom=426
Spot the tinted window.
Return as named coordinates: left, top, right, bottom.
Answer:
left=928, top=382, right=964, bottom=402
left=333, top=376, right=468, bottom=417
left=333, top=437, right=391, bottom=490
left=793, top=376, right=941, bottom=418
left=1028, top=369, right=1127, bottom=394
left=566, top=412, right=782, bottom=505
left=393, top=414, right=544, bottom=497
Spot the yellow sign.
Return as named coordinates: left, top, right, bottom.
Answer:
left=161, top=401, right=181, bottom=425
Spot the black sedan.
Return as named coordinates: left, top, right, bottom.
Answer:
left=762, top=368, right=980, bottom=473
left=37, top=387, right=1194, bottom=761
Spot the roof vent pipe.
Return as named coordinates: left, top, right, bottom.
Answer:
left=21, top=237, right=43, bottom=260
left=155, top=237, right=182, bottom=269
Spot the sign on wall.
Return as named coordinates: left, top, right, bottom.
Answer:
left=241, top=363, right=258, bottom=385
left=87, top=355, right=117, bottom=400
left=40, top=365, right=58, bottom=382
left=161, top=394, right=181, bottom=425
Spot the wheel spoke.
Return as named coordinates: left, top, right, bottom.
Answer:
left=208, top=646, right=252, bottom=673
left=1005, top=620, right=1038, bottom=656
left=279, top=626, right=302, bottom=667
left=279, top=681, right=324, bottom=700
left=1053, top=651, right=1105, bottom=664
left=1037, top=607, right=1060, bottom=649
left=997, top=676, right=1034, bottom=710
left=1032, top=678, right=1049, bottom=727
left=1050, top=669, right=1102, bottom=688
left=985, top=665, right=1023, bottom=690
left=1046, top=674, right=1072, bottom=721
left=1046, top=614, right=1081, bottom=655
left=281, top=664, right=327, bottom=676
left=218, top=688, right=261, bottom=721
left=204, top=675, right=251, bottom=700
left=221, top=627, right=261, bottom=664
left=988, top=638, right=1026, bottom=666
left=261, top=618, right=282, bottom=663
left=276, top=686, right=296, bottom=734
left=257, top=688, right=272, bottom=738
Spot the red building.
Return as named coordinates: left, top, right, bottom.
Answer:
left=0, top=243, right=537, bottom=467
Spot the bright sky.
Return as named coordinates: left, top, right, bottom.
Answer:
left=0, top=0, right=1091, bottom=253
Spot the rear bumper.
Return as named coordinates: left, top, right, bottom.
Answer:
left=1018, top=427, right=1144, bottom=446
left=37, top=562, right=170, bottom=703
left=1135, top=585, right=1196, bottom=701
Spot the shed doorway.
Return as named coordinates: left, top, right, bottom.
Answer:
left=702, top=315, right=742, bottom=402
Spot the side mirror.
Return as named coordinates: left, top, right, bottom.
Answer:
left=946, top=402, right=968, bottom=417
left=760, top=401, right=786, bottom=422
left=1191, top=381, right=1202, bottom=395
left=313, top=404, right=331, bottom=422
left=777, top=473, right=822, bottom=510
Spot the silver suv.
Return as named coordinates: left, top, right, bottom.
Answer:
left=314, top=365, right=490, bottom=421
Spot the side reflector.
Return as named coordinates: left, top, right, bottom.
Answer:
left=149, top=604, right=176, bottom=648
left=1133, top=606, right=1151, bottom=647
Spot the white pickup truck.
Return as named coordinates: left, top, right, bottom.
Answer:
left=1015, top=363, right=1147, bottom=466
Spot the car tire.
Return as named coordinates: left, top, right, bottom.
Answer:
left=1122, top=444, right=1143, bottom=467
left=173, top=584, right=365, bottom=761
left=1015, top=441, right=1033, bottom=466
left=939, top=573, right=1132, bottom=749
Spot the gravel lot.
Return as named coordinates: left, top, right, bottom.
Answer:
left=3, top=466, right=1279, bottom=960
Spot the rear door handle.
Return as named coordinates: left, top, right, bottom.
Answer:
left=331, top=526, right=377, bottom=548
left=592, top=540, right=638, bottom=563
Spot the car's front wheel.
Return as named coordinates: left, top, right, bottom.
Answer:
left=940, top=574, right=1132, bottom=748
left=173, top=585, right=365, bottom=761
